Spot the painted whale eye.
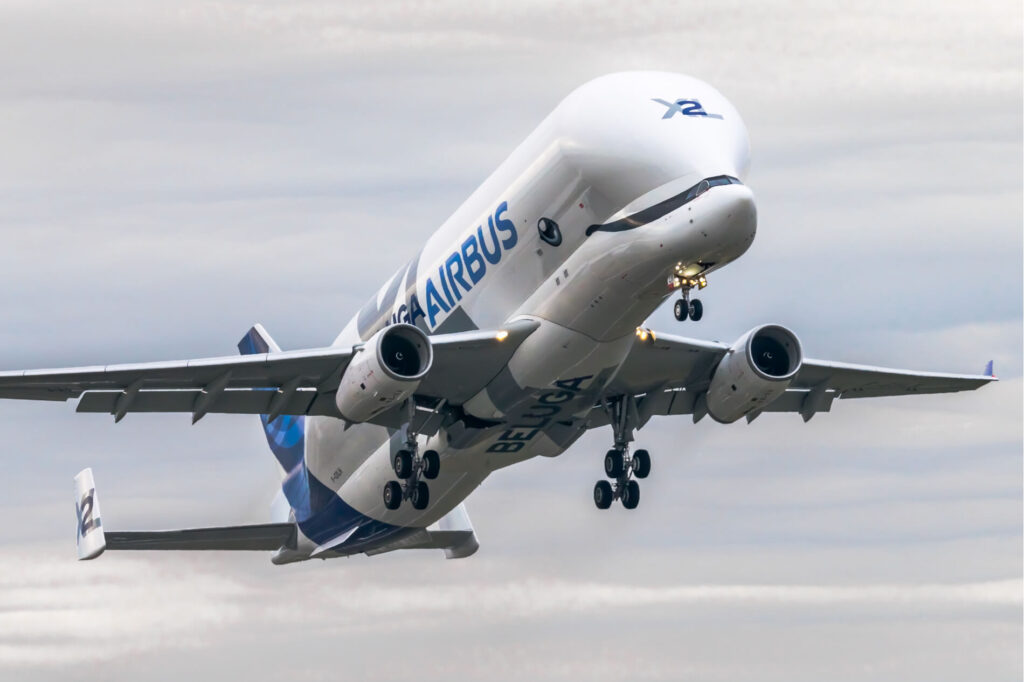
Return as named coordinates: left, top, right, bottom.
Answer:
left=537, top=217, right=562, bottom=247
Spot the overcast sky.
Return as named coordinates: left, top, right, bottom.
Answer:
left=0, top=1, right=1020, bottom=680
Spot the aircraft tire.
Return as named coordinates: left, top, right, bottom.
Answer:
left=674, top=299, right=688, bottom=321
left=594, top=480, right=613, bottom=509
left=411, top=481, right=429, bottom=510
left=393, top=450, right=414, bottom=479
left=604, top=449, right=625, bottom=478
left=633, top=449, right=651, bottom=479
left=422, top=450, right=440, bottom=480
left=621, top=480, right=640, bottom=509
left=383, top=481, right=402, bottom=510
left=689, top=299, right=703, bottom=321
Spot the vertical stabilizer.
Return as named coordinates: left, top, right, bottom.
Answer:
left=74, top=468, right=105, bottom=560
left=237, top=325, right=308, bottom=523
left=237, top=323, right=282, bottom=355
left=237, top=324, right=306, bottom=474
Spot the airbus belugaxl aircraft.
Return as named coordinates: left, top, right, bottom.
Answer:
left=0, top=72, right=995, bottom=563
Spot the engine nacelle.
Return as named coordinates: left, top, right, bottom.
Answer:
left=335, top=324, right=432, bottom=423
left=705, top=324, right=802, bottom=423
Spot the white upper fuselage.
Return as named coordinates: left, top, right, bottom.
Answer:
left=295, top=71, right=758, bottom=557
left=336, top=71, right=752, bottom=344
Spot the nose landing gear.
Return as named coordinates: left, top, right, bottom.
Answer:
left=672, top=273, right=707, bottom=322
left=382, top=401, right=441, bottom=511
left=594, top=396, right=651, bottom=510
left=673, top=288, right=704, bottom=322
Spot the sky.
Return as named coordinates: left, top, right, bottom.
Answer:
left=0, top=1, right=1021, bottom=680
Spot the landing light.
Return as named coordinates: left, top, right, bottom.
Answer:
left=680, top=264, right=703, bottom=277
left=635, top=327, right=656, bottom=342
left=495, top=330, right=509, bottom=342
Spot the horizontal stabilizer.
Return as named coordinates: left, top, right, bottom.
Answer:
left=310, top=527, right=359, bottom=557
left=106, top=523, right=297, bottom=551
left=364, top=503, right=479, bottom=559
left=435, top=502, right=479, bottom=559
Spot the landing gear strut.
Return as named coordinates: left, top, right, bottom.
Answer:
left=594, top=395, right=651, bottom=510
left=382, top=400, right=441, bottom=511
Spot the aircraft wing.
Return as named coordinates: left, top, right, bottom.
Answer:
left=0, top=320, right=538, bottom=425
left=606, top=331, right=996, bottom=424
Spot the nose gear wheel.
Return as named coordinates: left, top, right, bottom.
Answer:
left=674, top=279, right=705, bottom=322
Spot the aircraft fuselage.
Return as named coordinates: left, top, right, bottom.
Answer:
left=281, top=71, right=758, bottom=561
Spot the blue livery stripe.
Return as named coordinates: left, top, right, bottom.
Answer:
left=238, top=325, right=308, bottom=510
left=238, top=323, right=403, bottom=551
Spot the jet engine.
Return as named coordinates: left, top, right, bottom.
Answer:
left=705, top=324, right=802, bottom=423
left=335, top=324, right=433, bottom=423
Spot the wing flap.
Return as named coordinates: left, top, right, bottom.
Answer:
left=636, top=387, right=838, bottom=422
left=75, top=388, right=322, bottom=416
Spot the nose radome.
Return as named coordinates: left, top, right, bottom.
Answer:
left=705, top=184, right=757, bottom=248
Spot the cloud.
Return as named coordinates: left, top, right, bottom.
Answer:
left=0, top=550, right=248, bottom=667
left=0, top=545, right=1017, bottom=671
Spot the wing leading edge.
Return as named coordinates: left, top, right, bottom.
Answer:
left=0, top=320, right=539, bottom=424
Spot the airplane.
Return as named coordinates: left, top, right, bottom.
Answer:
left=0, top=71, right=996, bottom=564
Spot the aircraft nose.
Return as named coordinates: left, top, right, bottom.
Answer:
left=703, top=183, right=757, bottom=249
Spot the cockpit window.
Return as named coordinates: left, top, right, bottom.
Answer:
left=586, top=175, right=743, bottom=236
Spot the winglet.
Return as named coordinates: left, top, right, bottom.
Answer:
left=74, top=468, right=106, bottom=560
left=984, top=360, right=995, bottom=378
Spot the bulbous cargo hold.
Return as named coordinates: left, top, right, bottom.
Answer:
left=335, top=324, right=433, bottom=423
left=705, top=325, right=803, bottom=423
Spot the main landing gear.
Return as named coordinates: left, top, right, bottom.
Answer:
left=594, top=396, right=651, bottom=510
left=382, top=402, right=441, bottom=512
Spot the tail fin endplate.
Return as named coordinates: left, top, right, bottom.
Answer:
left=74, top=468, right=105, bottom=560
